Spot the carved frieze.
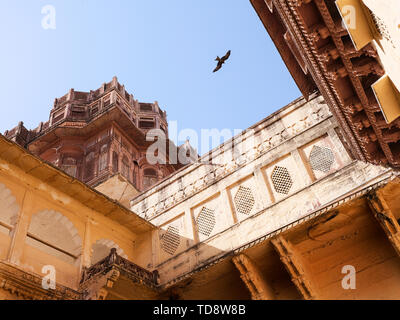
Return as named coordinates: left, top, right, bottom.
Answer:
left=0, top=261, right=81, bottom=300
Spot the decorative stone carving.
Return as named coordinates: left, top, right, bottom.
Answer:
left=80, top=248, right=158, bottom=288
left=131, top=97, right=331, bottom=219
left=0, top=261, right=81, bottom=300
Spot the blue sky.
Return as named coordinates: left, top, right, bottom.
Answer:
left=0, top=0, right=300, bottom=153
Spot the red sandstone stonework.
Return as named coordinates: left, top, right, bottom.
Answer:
left=4, top=76, right=183, bottom=191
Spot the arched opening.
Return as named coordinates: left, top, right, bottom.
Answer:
left=121, top=156, right=130, bottom=180
left=85, top=152, right=96, bottom=181
left=0, top=183, right=19, bottom=237
left=90, top=239, right=127, bottom=265
left=132, top=160, right=139, bottom=188
left=143, top=168, right=158, bottom=189
left=61, top=156, right=78, bottom=178
left=26, top=210, right=82, bottom=265
left=98, top=144, right=109, bottom=172
left=112, top=152, right=119, bottom=174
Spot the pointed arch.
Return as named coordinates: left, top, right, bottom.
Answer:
left=0, top=183, right=20, bottom=235
left=142, top=167, right=158, bottom=189
left=27, top=210, right=82, bottom=265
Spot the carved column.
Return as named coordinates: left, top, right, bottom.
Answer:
left=367, top=191, right=400, bottom=257
left=82, top=218, right=92, bottom=268
left=110, top=90, right=117, bottom=104
left=271, top=235, right=317, bottom=300
left=232, top=254, right=275, bottom=300
left=220, top=188, right=237, bottom=225
left=253, top=167, right=274, bottom=207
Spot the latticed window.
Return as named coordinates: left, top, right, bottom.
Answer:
left=234, top=186, right=255, bottom=216
left=271, top=166, right=293, bottom=195
left=99, top=130, right=109, bottom=141
left=160, top=226, right=180, bottom=255
left=61, top=157, right=77, bottom=178
left=112, top=152, right=119, bottom=173
left=139, top=121, right=155, bottom=129
left=196, top=207, right=216, bottom=237
left=52, top=109, right=65, bottom=123
left=85, top=152, right=95, bottom=180
left=132, top=160, right=139, bottom=188
left=62, top=165, right=77, bottom=178
left=98, top=145, right=108, bottom=172
left=121, top=156, right=130, bottom=179
left=309, top=146, right=335, bottom=173
left=143, top=168, right=158, bottom=189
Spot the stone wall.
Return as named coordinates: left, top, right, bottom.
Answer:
left=130, top=94, right=392, bottom=285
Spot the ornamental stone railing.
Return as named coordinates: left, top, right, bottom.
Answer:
left=131, top=94, right=330, bottom=220
left=80, top=248, right=159, bottom=288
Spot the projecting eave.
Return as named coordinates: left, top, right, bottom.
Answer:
left=250, top=0, right=400, bottom=168
left=0, top=134, right=155, bottom=234
left=27, top=104, right=183, bottom=170
left=28, top=105, right=147, bottom=154
left=160, top=175, right=400, bottom=291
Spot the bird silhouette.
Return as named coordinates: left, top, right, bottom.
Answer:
left=213, top=50, right=231, bottom=73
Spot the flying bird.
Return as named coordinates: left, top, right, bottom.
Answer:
left=213, top=50, right=231, bottom=73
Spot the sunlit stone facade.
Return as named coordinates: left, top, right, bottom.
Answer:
left=0, top=0, right=400, bottom=300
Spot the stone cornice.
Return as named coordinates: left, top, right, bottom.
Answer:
left=159, top=173, right=397, bottom=289
left=253, top=0, right=400, bottom=168
left=131, top=95, right=331, bottom=220
left=0, top=261, right=81, bottom=300
left=80, top=248, right=159, bottom=293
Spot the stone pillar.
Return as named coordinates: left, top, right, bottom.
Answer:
left=111, top=76, right=118, bottom=88
left=232, top=254, right=276, bottom=300
left=253, top=166, right=273, bottom=207
left=220, top=188, right=237, bottom=225
left=81, top=218, right=92, bottom=268
left=7, top=190, right=33, bottom=265
left=110, top=91, right=116, bottom=104
left=271, top=235, right=318, bottom=300
left=367, top=190, right=400, bottom=257
left=67, top=88, right=75, bottom=101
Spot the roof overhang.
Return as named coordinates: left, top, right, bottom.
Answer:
left=0, top=134, right=155, bottom=234
left=372, top=75, right=400, bottom=124
left=336, top=0, right=377, bottom=50
left=251, top=0, right=400, bottom=167
left=27, top=105, right=183, bottom=170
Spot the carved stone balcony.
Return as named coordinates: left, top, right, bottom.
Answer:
left=79, top=248, right=159, bottom=300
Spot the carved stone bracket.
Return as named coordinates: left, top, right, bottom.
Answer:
left=232, top=254, right=275, bottom=300
left=367, top=191, right=400, bottom=257
left=80, top=248, right=158, bottom=287
left=271, top=235, right=317, bottom=300
left=80, top=248, right=159, bottom=300
left=133, top=97, right=331, bottom=220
